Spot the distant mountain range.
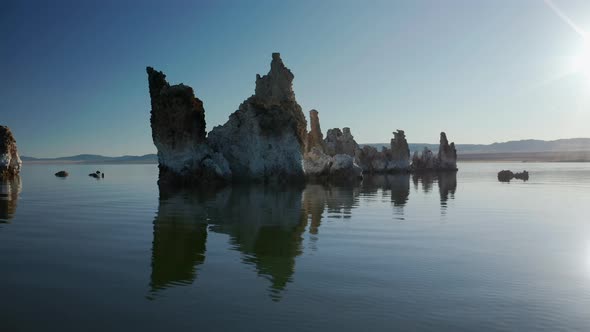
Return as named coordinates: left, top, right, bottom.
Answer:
left=21, top=154, right=158, bottom=164
left=20, top=138, right=590, bottom=163
left=363, top=138, right=590, bottom=154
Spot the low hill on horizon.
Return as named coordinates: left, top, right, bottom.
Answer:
left=363, top=137, right=590, bottom=154
left=20, top=138, right=590, bottom=163
left=21, top=154, right=158, bottom=164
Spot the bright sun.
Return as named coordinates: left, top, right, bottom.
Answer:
left=571, top=39, right=590, bottom=80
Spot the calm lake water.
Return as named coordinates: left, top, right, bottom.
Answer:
left=1, top=162, right=590, bottom=331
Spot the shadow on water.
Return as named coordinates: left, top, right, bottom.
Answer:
left=149, top=172, right=457, bottom=300
left=0, top=176, right=21, bottom=223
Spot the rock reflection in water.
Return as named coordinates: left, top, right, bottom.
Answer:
left=301, top=183, right=360, bottom=235
left=437, top=172, right=457, bottom=205
left=0, top=176, right=21, bottom=222
left=150, top=173, right=457, bottom=299
left=361, top=174, right=410, bottom=207
left=412, top=172, right=457, bottom=208
left=360, top=174, right=410, bottom=220
left=150, top=185, right=306, bottom=301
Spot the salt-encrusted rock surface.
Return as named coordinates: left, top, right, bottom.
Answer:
left=324, top=127, right=359, bottom=157
left=411, top=132, right=457, bottom=171
left=302, top=110, right=362, bottom=180
left=208, top=53, right=307, bottom=181
left=356, top=130, right=410, bottom=173
left=147, top=67, right=231, bottom=186
left=329, top=154, right=363, bottom=179
left=0, top=126, right=22, bottom=179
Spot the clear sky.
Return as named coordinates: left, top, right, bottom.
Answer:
left=2, top=0, right=590, bottom=157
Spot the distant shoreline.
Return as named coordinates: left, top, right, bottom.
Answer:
left=23, top=160, right=157, bottom=165
left=458, top=151, right=590, bottom=162
left=22, top=151, right=590, bottom=165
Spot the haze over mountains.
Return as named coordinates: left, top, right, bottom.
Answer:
left=21, top=138, right=590, bottom=163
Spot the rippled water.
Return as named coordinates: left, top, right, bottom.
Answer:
left=1, top=163, right=590, bottom=331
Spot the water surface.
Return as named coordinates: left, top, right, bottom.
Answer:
left=1, top=163, right=590, bottom=331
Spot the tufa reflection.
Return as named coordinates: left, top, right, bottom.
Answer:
left=412, top=171, right=457, bottom=211
left=149, top=173, right=457, bottom=299
left=150, top=184, right=307, bottom=301
left=0, top=176, right=21, bottom=222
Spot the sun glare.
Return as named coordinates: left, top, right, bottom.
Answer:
left=571, top=39, right=590, bottom=80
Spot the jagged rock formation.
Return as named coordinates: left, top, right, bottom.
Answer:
left=411, top=132, right=457, bottom=171
left=302, top=110, right=362, bottom=180
left=0, top=126, right=22, bottom=179
left=390, top=130, right=411, bottom=167
left=437, top=132, right=457, bottom=170
left=498, top=170, right=529, bottom=182
left=147, top=67, right=231, bottom=187
left=324, top=127, right=359, bottom=157
left=208, top=53, right=307, bottom=181
left=306, top=110, right=324, bottom=153
left=147, top=54, right=457, bottom=186
left=357, top=130, right=410, bottom=173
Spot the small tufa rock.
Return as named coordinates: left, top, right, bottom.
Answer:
left=55, top=170, right=69, bottom=177
left=498, top=170, right=529, bottom=182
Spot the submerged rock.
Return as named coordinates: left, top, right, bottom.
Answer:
left=54, top=171, right=69, bottom=177
left=147, top=67, right=231, bottom=187
left=514, top=171, right=529, bottom=180
left=208, top=53, right=307, bottom=181
left=498, top=170, right=529, bottom=182
left=0, top=126, right=22, bottom=179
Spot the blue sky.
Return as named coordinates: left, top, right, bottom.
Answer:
left=2, top=0, right=590, bottom=157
